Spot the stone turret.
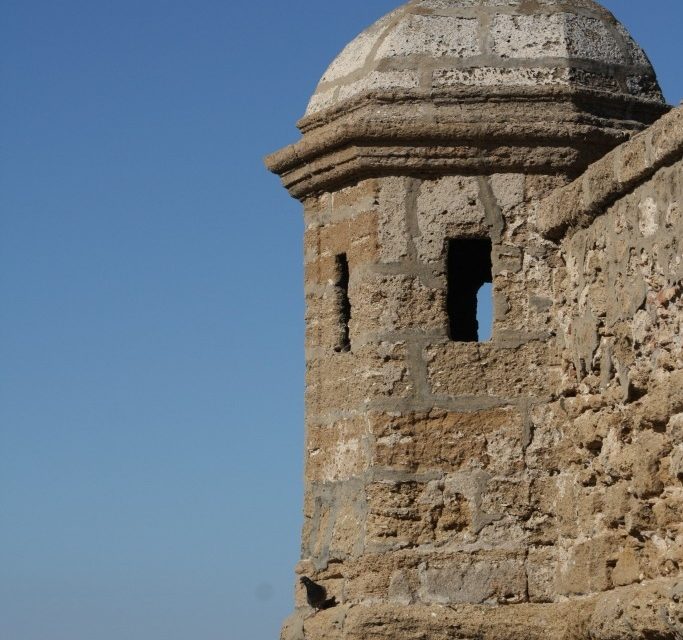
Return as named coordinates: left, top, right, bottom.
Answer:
left=266, top=2, right=680, bottom=639
left=268, top=0, right=665, bottom=199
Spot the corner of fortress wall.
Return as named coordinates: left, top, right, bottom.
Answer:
left=266, top=0, right=682, bottom=634
left=282, top=107, right=683, bottom=639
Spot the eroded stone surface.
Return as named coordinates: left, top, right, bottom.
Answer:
left=306, top=0, right=662, bottom=116
left=283, top=114, right=681, bottom=637
left=268, top=4, right=680, bottom=640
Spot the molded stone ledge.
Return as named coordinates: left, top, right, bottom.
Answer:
left=538, top=104, right=682, bottom=240
left=265, top=88, right=667, bottom=201
left=293, top=85, right=663, bottom=137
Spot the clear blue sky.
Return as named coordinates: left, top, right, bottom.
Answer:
left=1, top=2, right=681, bottom=639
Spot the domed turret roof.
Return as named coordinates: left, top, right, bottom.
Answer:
left=267, top=0, right=669, bottom=201
left=306, top=0, right=663, bottom=116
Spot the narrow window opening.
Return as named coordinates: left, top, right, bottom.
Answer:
left=447, top=238, right=493, bottom=342
left=335, top=253, right=351, bottom=353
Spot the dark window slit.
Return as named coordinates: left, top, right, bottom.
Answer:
left=447, top=238, right=493, bottom=342
left=335, top=253, right=351, bottom=352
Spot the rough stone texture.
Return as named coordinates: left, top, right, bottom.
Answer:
left=265, top=0, right=667, bottom=200
left=266, top=2, right=680, bottom=638
left=306, top=0, right=662, bottom=117
left=538, top=106, right=683, bottom=239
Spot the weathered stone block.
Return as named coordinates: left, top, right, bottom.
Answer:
left=425, top=340, right=558, bottom=398
left=365, top=480, right=470, bottom=548
left=307, top=417, right=370, bottom=483
left=377, top=177, right=411, bottom=263
left=417, top=550, right=528, bottom=604
left=376, top=14, right=479, bottom=59
left=315, top=211, right=379, bottom=266
left=305, top=342, right=410, bottom=415
left=556, top=535, right=622, bottom=596
left=351, top=273, right=446, bottom=334
left=415, top=176, right=486, bottom=263
left=611, top=547, right=641, bottom=587
left=491, top=14, right=566, bottom=59
left=305, top=287, right=348, bottom=350
left=589, top=579, right=682, bottom=640
left=303, top=479, right=367, bottom=564
left=340, top=552, right=421, bottom=603
left=527, top=547, right=558, bottom=603
left=433, top=66, right=569, bottom=89
left=331, top=179, right=380, bottom=214
left=565, top=14, right=625, bottom=63
left=369, top=408, right=524, bottom=475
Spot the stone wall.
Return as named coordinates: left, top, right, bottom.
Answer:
left=537, top=104, right=683, bottom=636
left=267, top=1, right=679, bottom=634
left=297, top=168, right=565, bottom=609
left=282, top=107, right=683, bottom=640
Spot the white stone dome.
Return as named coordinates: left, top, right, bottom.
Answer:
left=306, top=0, right=664, bottom=116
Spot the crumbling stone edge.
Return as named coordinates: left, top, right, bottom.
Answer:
left=281, top=577, right=683, bottom=640
left=538, top=105, right=682, bottom=240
